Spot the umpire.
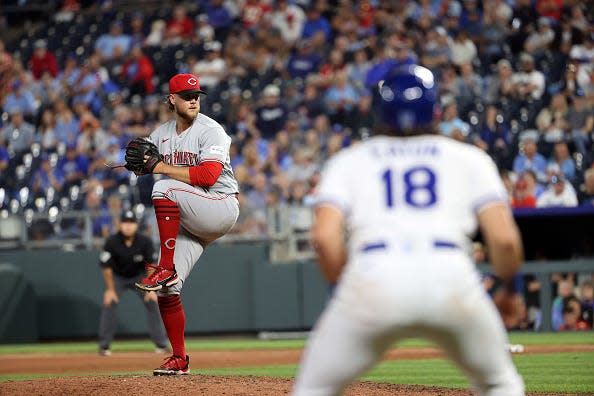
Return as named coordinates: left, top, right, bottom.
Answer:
left=98, top=210, right=168, bottom=355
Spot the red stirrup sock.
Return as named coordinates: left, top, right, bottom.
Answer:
left=153, top=198, right=180, bottom=271
left=158, top=295, right=186, bottom=358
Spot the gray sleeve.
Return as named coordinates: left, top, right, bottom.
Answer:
left=200, top=126, right=231, bottom=164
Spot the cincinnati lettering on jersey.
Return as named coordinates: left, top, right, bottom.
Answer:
left=164, top=151, right=200, bottom=166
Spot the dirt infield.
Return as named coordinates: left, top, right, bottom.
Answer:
left=1, top=345, right=591, bottom=395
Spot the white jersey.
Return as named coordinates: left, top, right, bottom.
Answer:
left=150, top=113, right=239, bottom=194
left=295, top=133, right=525, bottom=396
left=316, top=134, right=507, bottom=258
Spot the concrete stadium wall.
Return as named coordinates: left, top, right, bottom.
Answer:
left=1, top=245, right=593, bottom=343
left=0, top=244, right=327, bottom=342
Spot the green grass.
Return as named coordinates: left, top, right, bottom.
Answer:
left=0, top=331, right=591, bottom=355
left=191, top=352, right=594, bottom=394
left=1, top=332, right=593, bottom=393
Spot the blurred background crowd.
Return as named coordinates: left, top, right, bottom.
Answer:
left=0, top=0, right=593, bottom=331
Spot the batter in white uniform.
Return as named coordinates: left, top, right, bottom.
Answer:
left=292, top=65, right=525, bottom=396
left=135, top=73, right=239, bottom=376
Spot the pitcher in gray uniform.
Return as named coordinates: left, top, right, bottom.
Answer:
left=134, top=73, right=240, bottom=375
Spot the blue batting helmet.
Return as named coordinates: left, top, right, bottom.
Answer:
left=377, top=64, right=437, bottom=133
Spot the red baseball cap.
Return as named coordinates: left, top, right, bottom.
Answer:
left=169, top=73, right=207, bottom=95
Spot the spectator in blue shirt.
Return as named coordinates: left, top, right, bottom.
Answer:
left=1, top=108, right=35, bottom=154
left=286, top=40, right=322, bottom=80
left=95, top=20, right=132, bottom=63
left=438, top=101, right=470, bottom=141
left=513, top=133, right=548, bottom=183
left=3, top=80, right=37, bottom=119
left=301, top=5, right=331, bottom=48
left=323, top=68, right=360, bottom=126
left=31, top=153, right=65, bottom=198
left=54, top=98, right=80, bottom=147
left=58, top=143, right=89, bottom=190
left=206, top=0, right=234, bottom=42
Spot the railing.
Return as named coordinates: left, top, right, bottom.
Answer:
left=0, top=209, right=274, bottom=251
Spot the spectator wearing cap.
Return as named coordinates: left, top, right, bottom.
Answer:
left=420, top=27, right=452, bottom=78
left=536, top=173, right=578, bottom=207
left=524, top=17, right=556, bottom=61
left=164, top=4, right=194, bottom=45
left=566, top=88, right=594, bottom=157
left=28, top=39, right=58, bottom=80
left=301, top=5, right=331, bottom=49
left=270, top=0, right=306, bottom=46
left=512, top=132, right=548, bottom=182
left=31, top=152, right=65, bottom=198
left=94, top=20, right=132, bottom=63
left=2, top=79, right=37, bottom=119
left=192, top=41, right=226, bottom=93
left=285, top=39, right=323, bottom=81
left=511, top=52, right=545, bottom=102
left=485, top=59, right=515, bottom=106
left=120, top=44, right=155, bottom=96
left=255, top=84, right=288, bottom=140
left=1, top=108, right=35, bottom=154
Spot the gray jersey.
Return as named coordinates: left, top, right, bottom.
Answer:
left=150, top=113, right=239, bottom=194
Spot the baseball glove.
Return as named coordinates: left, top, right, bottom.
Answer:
left=124, top=137, right=163, bottom=174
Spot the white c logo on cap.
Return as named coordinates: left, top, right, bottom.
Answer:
left=187, top=77, right=198, bottom=85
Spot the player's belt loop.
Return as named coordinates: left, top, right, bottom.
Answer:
left=433, top=240, right=459, bottom=249
left=361, top=242, right=387, bottom=253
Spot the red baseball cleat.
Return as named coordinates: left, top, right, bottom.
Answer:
left=153, top=355, right=190, bottom=376
left=135, top=267, right=179, bottom=291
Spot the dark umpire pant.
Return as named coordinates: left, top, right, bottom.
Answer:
left=99, top=273, right=168, bottom=350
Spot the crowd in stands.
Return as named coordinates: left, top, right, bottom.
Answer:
left=1, top=0, right=593, bottom=331
left=0, top=2, right=593, bottom=231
